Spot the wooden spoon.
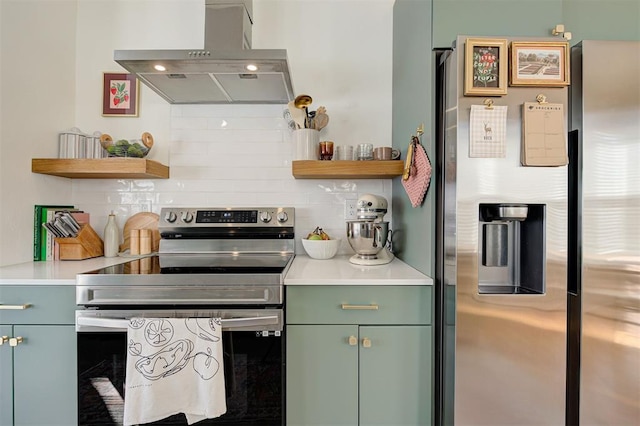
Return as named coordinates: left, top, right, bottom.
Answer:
left=314, top=112, right=329, bottom=130
left=288, top=100, right=306, bottom=129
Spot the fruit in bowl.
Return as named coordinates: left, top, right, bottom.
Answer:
left=306, top=227, right=331, bottom=240
left=302, top=227, right=341, bottom=259
left=100, top=132, right=154, bottom=158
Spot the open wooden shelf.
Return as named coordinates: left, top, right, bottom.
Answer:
left=32, top=158, right=169, bottom=179
left=292, top=160, right=403, bottom=179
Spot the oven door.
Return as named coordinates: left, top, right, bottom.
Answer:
left=76, top=309, right=283, bottom=426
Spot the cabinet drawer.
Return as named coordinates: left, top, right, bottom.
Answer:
left=286, top=286, right=432, bottom=325
left=0, top=286, right=76, bottom=324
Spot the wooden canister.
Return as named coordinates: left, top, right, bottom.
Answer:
left=129, top=229, right=140, bottom=255
left=139, top=229, right=152, bottom=255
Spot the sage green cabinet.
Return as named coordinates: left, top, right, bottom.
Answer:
left=0, top=325, right=12, bottom=426
left=562, top=0, right=640, bottom=42
left=0, top=286, right=77, bottom=426
left=286, top=286, right=433, bottom=426
left=431, top=0, right=563, bottom=48
left=287, top=324, right=359, bottom=425
left=431, top=0, right=638, bottom=49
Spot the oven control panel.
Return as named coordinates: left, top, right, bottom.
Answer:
left=159, top=207, right=295, bottom=228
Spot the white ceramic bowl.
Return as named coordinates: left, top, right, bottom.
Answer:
left=301, top=238, right=341, bottom=260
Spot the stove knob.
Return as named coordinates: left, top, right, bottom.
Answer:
left=276, top=211, right=288, bottom=223
left=164, top=211, right=177, bottom=223
left=259, top=211, right=272, bottom=223
left=181, top=211, right=194, bottom=223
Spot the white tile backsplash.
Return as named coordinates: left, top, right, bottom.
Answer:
left=72, top=105, right=392, bottom=254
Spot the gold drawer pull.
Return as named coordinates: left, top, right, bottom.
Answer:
left=0, top=336, right=8, bottom=345
left=362, top=337, right=372, bottom=348
left=341, top=304, right=379, bottom=310
left=9, top=337, right=23, bottom=347
left=0, top=304, right=32, bottom=310
left=348, top=335, right=358, bottom=346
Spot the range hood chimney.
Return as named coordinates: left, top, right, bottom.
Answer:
left=114, top=0, right=294, bottom=104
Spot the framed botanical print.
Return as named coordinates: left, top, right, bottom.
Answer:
left=464, top=38, right=508, bottom=96
left=510, top=41, right=570, bottom=86
left=102, top=72, right=139, bottom=117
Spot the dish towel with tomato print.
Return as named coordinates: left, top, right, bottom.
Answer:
left=123, top=318, right=227, bottom=425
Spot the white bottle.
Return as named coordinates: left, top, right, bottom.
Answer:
left=103, top=212, right=119, bottom=258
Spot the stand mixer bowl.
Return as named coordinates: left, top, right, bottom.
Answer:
left=346, top=221, right=389, bottom=258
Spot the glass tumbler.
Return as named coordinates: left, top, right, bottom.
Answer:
left=336, top=145, right=354, bottom=160
left=356, top=143, right=374, bottom=160
left=319, top=141, right=334, bottom=160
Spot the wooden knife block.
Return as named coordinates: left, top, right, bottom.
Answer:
left=55, top=224, right=104, bottom=260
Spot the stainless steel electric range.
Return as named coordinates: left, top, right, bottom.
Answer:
left=75, top=207, right=294, bottom=426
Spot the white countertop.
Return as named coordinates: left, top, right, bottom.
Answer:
left=0, top=254, right=433, bottom=286
left=0, top=257, right=130, bottom=285
left=284, top=255, right=432, bottom=285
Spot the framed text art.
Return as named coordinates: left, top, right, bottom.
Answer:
left=509, top=41, right=570, bottom=87
left=464, top=38, right=508, bottom=96
left=102, top=72, right=139, bottom=117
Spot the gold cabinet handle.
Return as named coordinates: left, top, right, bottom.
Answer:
left=9, top=337, right=23, bottom=347
left=347, top=335, right=358, bottom=346
left=341, top=304, right=379, bottom=310
left=0, top=336, right=8, bottom=345
left=362, top=337, right=372, bottom=348
left=0, top=303, right=32, bottom=310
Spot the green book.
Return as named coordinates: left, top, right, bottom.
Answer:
left=33, top=205, right=43, bottom=260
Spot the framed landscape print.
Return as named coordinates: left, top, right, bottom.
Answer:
left=464, top=38, right=508, bottom=96
left=102, top=72, right=139, bottom=117
left=509, top=41, right=570, bottom=86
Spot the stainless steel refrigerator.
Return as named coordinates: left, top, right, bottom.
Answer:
left=568, top=39, right=640, bottom=425
left=434, top=37, right=640, bottom=425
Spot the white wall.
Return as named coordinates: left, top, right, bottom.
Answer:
left=0, top=0, right=77, bottom=266
left=0, top=0, right=394, bottom=266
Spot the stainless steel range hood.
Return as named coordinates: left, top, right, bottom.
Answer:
left=114, top=0, right=294, bottom=104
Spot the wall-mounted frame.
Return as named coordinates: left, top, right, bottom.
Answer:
left=509, top=41, right=570, bottom=87
left=102, top=72, right=139, bottom=117
left=464, top=38, right=508, bottom=96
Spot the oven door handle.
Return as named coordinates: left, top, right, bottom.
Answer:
left=76, top=315, right=280, bottom=332
left=77, top=316, right=129, bottom=330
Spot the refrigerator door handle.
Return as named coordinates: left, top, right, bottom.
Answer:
left=567, top=129, right=581, bottom=296
left=566, top=128, right=582, bottom=426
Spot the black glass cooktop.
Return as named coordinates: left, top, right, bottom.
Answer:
left=90, top=254, right=294, bottom=276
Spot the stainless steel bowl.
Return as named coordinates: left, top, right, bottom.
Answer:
left=346, top=220, right=389, bottom=257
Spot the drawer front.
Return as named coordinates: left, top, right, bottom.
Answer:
left=286, top=286, right=432, bottom=325
left=0, top=286, right=76, bottom=325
